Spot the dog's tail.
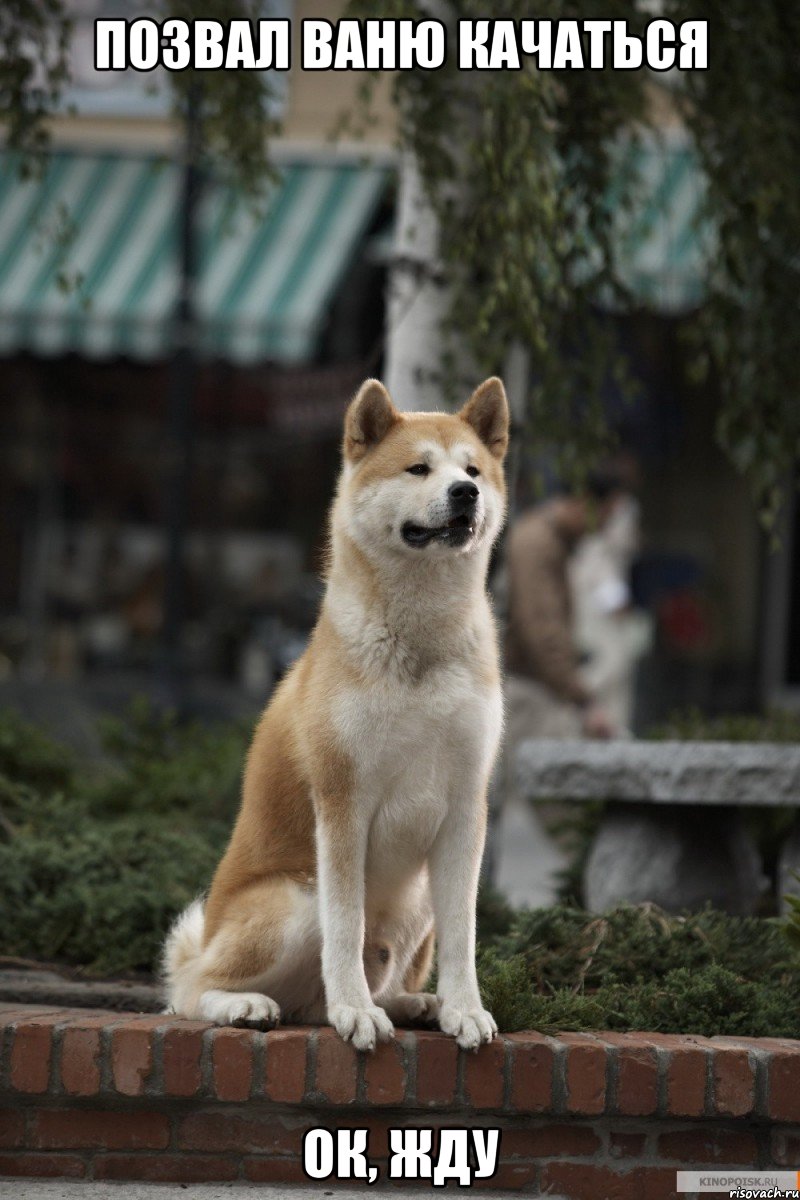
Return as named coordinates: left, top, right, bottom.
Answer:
left=161, top=898, right=206, bottom=1014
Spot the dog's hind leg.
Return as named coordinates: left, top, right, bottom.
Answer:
left=198, top=988, right=281, bottom=1028
left=403, top=926, right=436, bottom=993
left=380, top=925, right=440, bottom=1026
left=165, top=876, right=323, bottom=1027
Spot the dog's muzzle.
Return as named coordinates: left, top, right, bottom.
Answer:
left=401, top=482, right=480, bottom=548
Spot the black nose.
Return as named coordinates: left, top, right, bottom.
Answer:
left=448, top=480, right=479, bottom=509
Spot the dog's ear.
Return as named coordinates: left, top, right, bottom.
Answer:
left=344, top=379, right=400, bottom=462
left=459, top=377, right=509, bottom=460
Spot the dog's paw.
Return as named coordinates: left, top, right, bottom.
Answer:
left=438, top=1002, right=497, bottom=1051
left=384, top=992, right=440, bottom=1025
left=329, top=1003, right=394, bottom=1051
left=199, top=989, right=281, bottom=1029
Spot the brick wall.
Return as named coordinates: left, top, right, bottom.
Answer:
left=1, top=1003, right=799, bottom=1197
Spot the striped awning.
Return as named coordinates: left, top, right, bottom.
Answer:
left=0, top=151, right=389, bottom=364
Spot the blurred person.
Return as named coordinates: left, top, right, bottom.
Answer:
left=570, top=490, right=653, bottom=733
left=503, top=468, right=627, bottom=744
left=488, top=469, right=628, bottom=909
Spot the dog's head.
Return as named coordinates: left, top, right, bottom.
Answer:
left=336, top=377, right=509, bottom=562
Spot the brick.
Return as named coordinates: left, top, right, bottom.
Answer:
left=263, top=1028, right=308, bottom=1103
left=463, top=1036, right=505, bottom=1109
left=111, top=1024, right=156, bottom=1096
left=480, top=1161, right=538, bottom=1190
left=666, top=1044, right=708, bottom=1117
left=562, top=1033, right=606, bottom=1116
left=0, top=1003, right=43, bottom=1015
left=657, top=1127, right=758, bottom=1165
left=31, top=1109, right=169, bottom=1151
left=314, top=1028, right=358, bottom=1104
left=642, top=1027, right=714, bottom=1108
left=713, top=1047, right=755, bottom=1117
left=609, top=1130, right=648, bottom=1159
left=771, top=1130, right=800, bottom=1167
left=508, top=1033, right=555, bottom=1114
left=502, top=1123, right=601, bottom=1158
left=415, top=1032, right=457, bottom=1106
left=541, top=1162, right=639, bottom=1200
left=640, top=1165, right=684, bottom=1200
left=363, top=1035, right=407, bottom=1105
left=9, top=1016, right=62, bottom=1093
left=541, top=1163, right=677, bottom=1200
left=769, top=1048, right=800, bottom=1122
left=602, top=1034, right=658, bottom=1116
left=211, top=1027, right=254, bottom=1101
left=177, top=1111, right=303, bottom=1155
left=244, top=1157, right=310, bottom=1184
left=0, top=1107, right=25, bottom=1148
left=52, top=1007, right=128, bottom=1026
left=161, top=1022, right=207, bottom=1096
left=95, top=1154, right=239, bottom=1183
left=0, top=1152, right=86, bottom=1178
left=0, top=1005, right=66, bottom=1021
left=353, top=1116, right=394, bottom=1158
left=711, top=1035, right=783, bottom=1051
left=60, top=1026, right=103, bottom=1097
left=643, top=1033, right=710, bottom=1050
left=60, top=1012, right=121, bottom=1033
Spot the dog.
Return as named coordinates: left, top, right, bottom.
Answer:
left=163, top=376, right=509, bottom=1051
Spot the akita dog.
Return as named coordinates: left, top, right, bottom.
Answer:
left=163, top=376, right=509, bottom=1051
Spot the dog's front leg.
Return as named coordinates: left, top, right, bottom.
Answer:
left=316, top=809, right=394, bottom=1051
left=428, top=796, right=497, bottom=1050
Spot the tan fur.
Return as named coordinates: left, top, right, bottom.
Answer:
left=403, top=928, right=436, bottom=994
left=163, top=377, right=509, bottom=1050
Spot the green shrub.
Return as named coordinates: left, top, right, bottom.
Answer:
left=89, top=697, right=248, bottom=820
left=785, top=873, right=800, bottom=954
left=475, top=903, right=800, bottom=1037
left=493, top=903, right=795, bottom=989
left=479, top=958, right=799, bottom=1040
left=0, top=701, right=246, bottom=975
left=475, top=881, right=516, bottom=941
left=0, top=811, right=226, bottom=974
left=648, top=706, right=800, bottom=743
left=0, top=707, right=74, bottom=791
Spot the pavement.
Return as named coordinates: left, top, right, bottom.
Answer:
left=493, top=796, right=566, bottom=909
left=0, top=1184, right=536, bottom=1199
left=0, top=966, right=161, bottom=1012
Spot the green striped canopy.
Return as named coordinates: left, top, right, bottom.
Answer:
left=0, top=136, right=708, bottom=365
left=611, top=132, right=712, bottom=312
left=0, top=151, right=389, bottom=363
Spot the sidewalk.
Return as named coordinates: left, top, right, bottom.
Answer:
left=493, top=796, right=567, bottom=909
left=1, top=1184, right=532, bottom=1199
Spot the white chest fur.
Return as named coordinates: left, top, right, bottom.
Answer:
left=323, top=543, right=503, bottom=895
left=331, top=660, right=502, bottom=891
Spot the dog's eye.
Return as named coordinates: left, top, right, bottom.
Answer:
left=466, top=465, right=480, bottom=478
left=406, top=463, right=430, bottom=476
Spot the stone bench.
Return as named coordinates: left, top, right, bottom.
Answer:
left=516, top=740, right=800, bottom=914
